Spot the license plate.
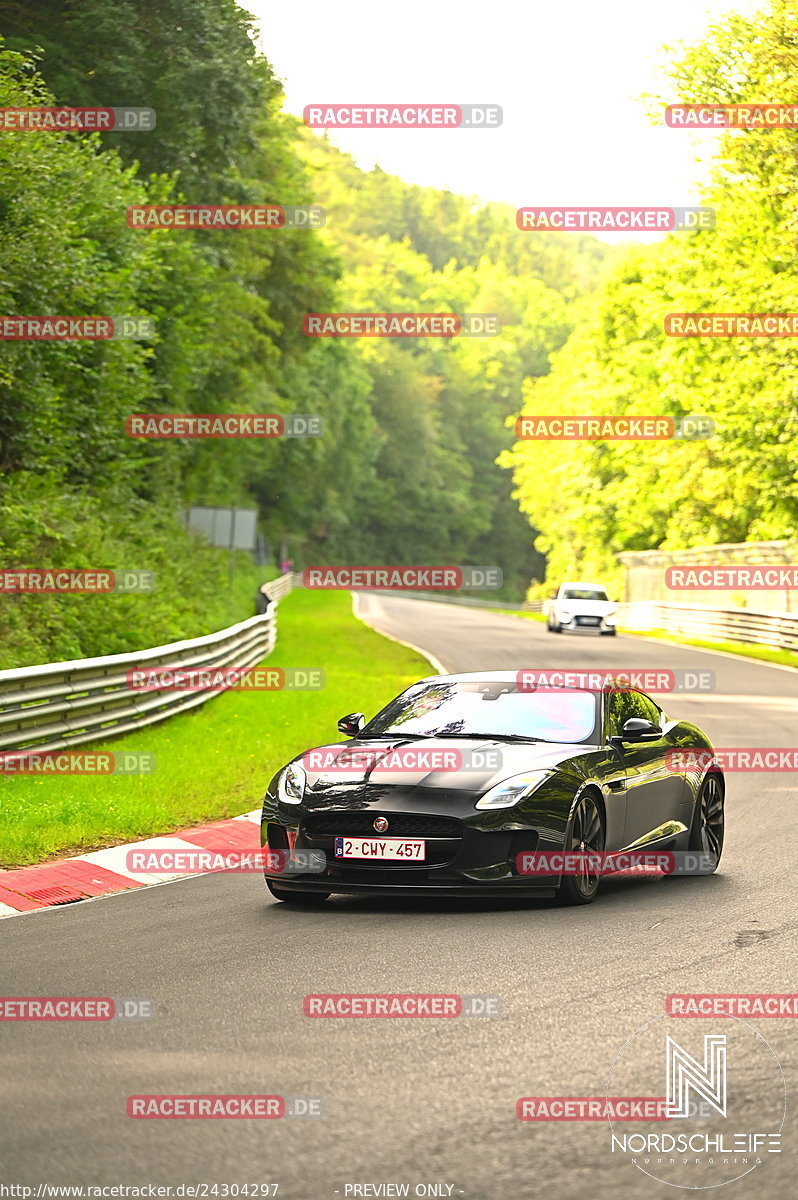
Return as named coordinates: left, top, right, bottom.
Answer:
left=334, top=836, right=425, bottom=861
left=579, top=617, right=600, bottom=625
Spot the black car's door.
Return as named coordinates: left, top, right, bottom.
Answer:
left=606, top=689, right=686, bottom=847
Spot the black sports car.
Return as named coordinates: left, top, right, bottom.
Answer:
left=261, top=671, right=725, bottom=906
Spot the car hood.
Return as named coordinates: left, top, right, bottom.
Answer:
left=297, top=735, right=588, bottom=795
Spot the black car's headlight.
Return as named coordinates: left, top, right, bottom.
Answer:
left=475, top=770, right=552, bottom=810
left=276, top=762, right=306, bottom=805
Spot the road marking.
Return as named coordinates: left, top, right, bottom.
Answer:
left=351, top=592, right=448, bottom=674
left=79, top=837, right=211, bottom=885
left=0, top=814, right=265, bottom=919
left=620, top=630, right=798, bottom=675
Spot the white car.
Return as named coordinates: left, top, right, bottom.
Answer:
left=544, top=581, right=617, bottom=636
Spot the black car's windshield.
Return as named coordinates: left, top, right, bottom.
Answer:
left=362, top=679, right=598, bottom=744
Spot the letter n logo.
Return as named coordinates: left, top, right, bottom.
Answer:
left=666, top=1034, right=727, bottom=1118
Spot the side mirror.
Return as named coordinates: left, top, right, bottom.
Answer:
left=613, top=717, right=662, bottom=744
left=337, top=712, right=365, bottom=736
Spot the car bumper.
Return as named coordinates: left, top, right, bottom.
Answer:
left=559, top=614, right=616, bottom=631
left=261, top=796, right=566, bottom=896
left=266, top=874, right=557, bottom=899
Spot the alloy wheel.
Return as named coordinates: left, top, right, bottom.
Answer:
left=568, top=792, right=605, bottom=898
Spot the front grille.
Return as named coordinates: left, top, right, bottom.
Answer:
left=302, top=810, right=462, bottom=869
left=303, top=811, right=461, bottom=839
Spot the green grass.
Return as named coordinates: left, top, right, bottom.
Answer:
left=619, top=626, right=798, bottom=670
left=0, top=589, right=431, bottom=867
left=491, top=609, right=546, bottom=623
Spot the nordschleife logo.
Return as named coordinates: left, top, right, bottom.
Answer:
left=606, top=1015, right=786, bottom=1188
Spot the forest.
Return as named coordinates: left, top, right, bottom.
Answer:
left=0, top=0, right=795, bottom=662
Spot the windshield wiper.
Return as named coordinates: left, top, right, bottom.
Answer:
left=355, top=731, right=437, bottom=740
left=374, top=730, right=548, bottom=744
left=470, top=733, right=548, bottom=744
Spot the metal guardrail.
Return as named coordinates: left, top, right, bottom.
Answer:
left=618, top=602, right=798, bottom=654
left=256, top=572, right=293, bottom=607
left=0, top=574, right=293, bottom=756
left=388, top=591, right=793, bottom=650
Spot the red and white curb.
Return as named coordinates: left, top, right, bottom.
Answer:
left=0, top=809, right=262, bottom=918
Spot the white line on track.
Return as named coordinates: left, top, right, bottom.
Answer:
left=351, top=592, right=449, bottom=674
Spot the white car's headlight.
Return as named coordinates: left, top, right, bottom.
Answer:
left=475, top=770, right=552, bottom=810
left=559, top=610, right=573, bottom=622
left=277, top=762, right=306, bottom=804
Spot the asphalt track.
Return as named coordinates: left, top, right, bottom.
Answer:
left=2, top=595, right=797, bottom=1198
